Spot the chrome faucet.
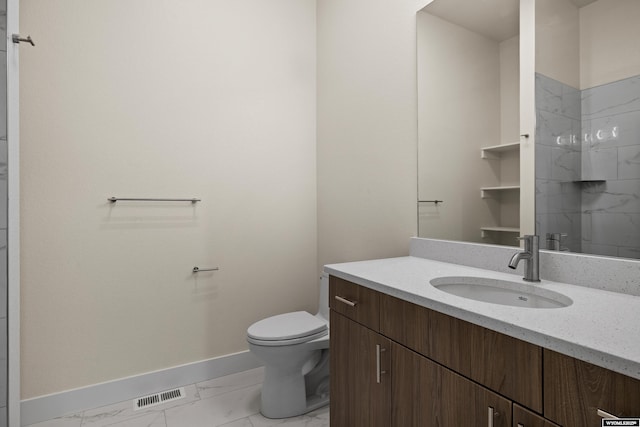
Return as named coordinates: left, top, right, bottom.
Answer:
left=508, top=235, right=540, bottom=282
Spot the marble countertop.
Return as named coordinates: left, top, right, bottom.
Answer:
left=324, top=256, right=640, bottom=380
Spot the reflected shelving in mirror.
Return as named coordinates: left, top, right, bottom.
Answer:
left=480, top=226, right=520, bottom=239
left=416, top=0, right=521, bottom=248
left=480, top=141, right=520, bottom=159
left=480, top=186, right=520, bottom=199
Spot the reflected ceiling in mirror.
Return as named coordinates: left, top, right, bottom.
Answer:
left=423, top=0, right=518, bottom=42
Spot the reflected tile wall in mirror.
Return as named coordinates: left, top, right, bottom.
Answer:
left=581, top=75, right=640, bottom=258
left=536, top=73, right=640, bottom=259
left=535, top=73, right=582, bottom=252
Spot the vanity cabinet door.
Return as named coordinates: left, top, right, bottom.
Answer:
left=380, top=292, right=473, bottom=374
left=392, top=342, right=512, bottom=427
left=470, top=322, right=543, bottom=413
left=330, top=310, right=390, bottom=427
left=544, top=349, right=640, bottom=427
left=381, top=293, right=543, bottom=412
left=513, top=404, right=560, bottom=427
left=329, top=276, right=380, bottom=330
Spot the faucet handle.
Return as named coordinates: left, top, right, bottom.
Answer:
left=546, top=232, right=568, bottom=239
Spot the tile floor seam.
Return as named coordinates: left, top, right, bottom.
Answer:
left=99, top=410, right=167, bottom=427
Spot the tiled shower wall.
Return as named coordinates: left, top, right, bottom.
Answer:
left=535, top=73, right=640, bottom=259
left=535, top=73, right=582, bottom=252
left=581, top=75, right=640, bottom=258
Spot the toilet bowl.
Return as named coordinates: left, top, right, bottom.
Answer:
left=247, top=273, right=330, bottom=419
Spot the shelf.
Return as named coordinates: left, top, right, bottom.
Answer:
left=480, top=226, right=520, bottom=238
left=480, top=226, right=520, bottom=232
left=479, top=141, right=520, bottom=239
left=481, top=142, right=520, bottom=159
left=481, top=185, right=520, bottom=198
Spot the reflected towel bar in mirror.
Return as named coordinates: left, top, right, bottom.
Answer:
left=192, top=267, right=219, bottom=273
left=108, top=197, right=201, bottom=203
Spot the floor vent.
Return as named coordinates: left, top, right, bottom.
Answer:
left=133, top=387, right=185, bottom=411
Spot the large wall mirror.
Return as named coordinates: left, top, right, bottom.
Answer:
left=535, top=0, right=640, bottom=259
left=417, top=0, right=521, bottom=247
left=417, top=0, right=640, bottom=260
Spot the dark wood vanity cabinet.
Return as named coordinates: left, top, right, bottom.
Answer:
left=514, top=404, right=560, bottom=427
left=330, top=310, right=390, bottom=427
left=329, top=276, right=380, bottom=329
left=329, top=276, right=390, bottom=426
left=330, top=276, right=640, bottom=427
left=393, top=342, right=512, bottom=426
left=381, top=292, right=542, bottom=413
left=330, top=275, right=512, bottom=427
left=543, top=349, right=640, bottom=426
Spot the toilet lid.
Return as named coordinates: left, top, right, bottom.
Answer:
left=247, top=311, right=327, bottom=341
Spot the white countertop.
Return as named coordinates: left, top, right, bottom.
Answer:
left=325, top=256, right=640, bottom=380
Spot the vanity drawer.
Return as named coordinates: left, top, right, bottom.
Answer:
left=514, top=404, right=560, bottom=427
left=544, top=349, right=640, bottom=427
left=329, top=276, right=380, bottom=331
left=380, top=293, right=543, bottom=413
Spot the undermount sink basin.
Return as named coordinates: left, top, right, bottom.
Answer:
left=430, top=276, right=572, bottom=309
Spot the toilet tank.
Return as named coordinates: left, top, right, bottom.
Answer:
left=317, top=272, right=329, bottom=321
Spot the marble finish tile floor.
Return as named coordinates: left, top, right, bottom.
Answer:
left=26, top=368, right=330, bottom=427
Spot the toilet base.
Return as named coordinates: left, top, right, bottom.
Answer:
left=259, top=348, right=330, bottom=419
left=261, top=391, right=329, bottom=420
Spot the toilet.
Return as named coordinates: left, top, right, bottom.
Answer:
left=247, top=273, right=330, bottom=419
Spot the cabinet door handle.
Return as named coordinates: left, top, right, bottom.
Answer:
left=488, top=407, right=499, bottom=427
left=334, top=295, right=357, bottom=307
left=375, top=344, right=387, bottom=384
left=597, top=409, right=619, bottom=419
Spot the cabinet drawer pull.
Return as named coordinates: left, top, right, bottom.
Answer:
left=597, top=409, right=619, bottom=419
left=334, top=295, right=357, bottom=307
left=376, top=345, right=387, bottom=383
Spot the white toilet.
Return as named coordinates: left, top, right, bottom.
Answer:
left=247, top=273, right=330, bottom=419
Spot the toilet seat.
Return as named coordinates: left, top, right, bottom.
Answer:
left=247, top=311, right=328, bottom=347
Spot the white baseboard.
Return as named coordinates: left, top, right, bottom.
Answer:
left=21, top=350, right=261, bottom=426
